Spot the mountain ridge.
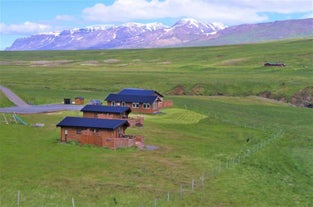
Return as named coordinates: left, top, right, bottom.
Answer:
left=6, top=18, right=313, bottom=50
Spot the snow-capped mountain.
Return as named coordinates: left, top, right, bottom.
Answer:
left=168, top=18, right=224, bottom=35
left=6, top=19, right=225, bottom=50
left=6, top=18, right=312, bottom=50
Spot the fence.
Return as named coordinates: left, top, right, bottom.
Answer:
left=7, top=129, right=283, bottom=206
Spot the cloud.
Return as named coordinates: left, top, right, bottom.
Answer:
left=55, top=15, right=76, bottom=21
left=0, top=21, right=52, bottom=35
left=246, top=0, right=313, bottom=14
left=82, top=0, right=313, bottom=25
left=1, top=0, right=312, bottom=36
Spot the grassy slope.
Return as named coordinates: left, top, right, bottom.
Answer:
left=0, top=39, right=312, bottom=206
left=0, top=97, right=312, bottom=206
left=0, top=92, right=14, bottom=107
left=171, top=96, right=313, bottom=206
left=0, top=38, right=312, bottom=104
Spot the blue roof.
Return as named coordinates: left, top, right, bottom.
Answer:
left=119, top=88, right=163, bottom=97
left=81, top=105, right=131, bottom=114
left=56, top=117, right=128, bottom=130
left=105, top=94, right=158, bottom=103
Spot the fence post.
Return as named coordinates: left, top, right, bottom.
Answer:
left=17, top=191, right=20, bottom=207
left=167, top=192, right=170, bottom=202
left=210, top=167, right=215, bottom=178
left=72, top=197, right=75, bottom=207
left=180, top=185, right=183, bottom=197
left=154, top=197, right=157, bottom=207
left=201, top=171, right=205, bottom=186
left=218, top=161, right=222, bottom=173
left=192, top=179, right=195, bottom=190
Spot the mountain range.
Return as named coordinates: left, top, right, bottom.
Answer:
left=6, top=18, right=313, bottom=51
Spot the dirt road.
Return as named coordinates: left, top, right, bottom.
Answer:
left=0, top=85, right=28, bottom=106
left=0, top=85, right=83, bottom=114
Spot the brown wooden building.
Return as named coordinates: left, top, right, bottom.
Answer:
left=74, top=96, right=85, bottom=105
left=81, top=105, right=131, bottom=119
left=56, top=116, right=144, bottom=149
left=105, top=88, right=172, bottom=114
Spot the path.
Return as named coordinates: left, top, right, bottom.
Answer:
left=0, top=85, right=83, bottom=114
left=0, top=85, right=28, bottom=106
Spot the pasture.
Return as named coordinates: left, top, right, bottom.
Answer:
left=0, top=38, right=312, bottom=206
left=0, top=38, right=312, bottom=104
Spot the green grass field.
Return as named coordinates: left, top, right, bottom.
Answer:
left=0, top=38, right=312, bottom=104
left=0, top=39, right=312, bottom=206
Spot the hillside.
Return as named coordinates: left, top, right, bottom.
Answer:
left=1, top=38, right=312, bottom=106
left=0, top=39, right=312, bottom=206
left=194, top=18, right=313, bottom=46
left=0, top=97, right=312, bottom=206
left=6, top=18, right=313, bottom=50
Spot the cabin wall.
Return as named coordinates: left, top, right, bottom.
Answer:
left=60, top=127, right=81, bottom=142
left=59, top=126, right=142, bottom=149
left=160, top=100, right=174, bottom=108
left=82, top=112, right=125, bottom=119
left=60, top=127, right=124, bottom=149
left=107, top=101, right=159, bottom=114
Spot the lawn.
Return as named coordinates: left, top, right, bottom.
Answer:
left=0, top=91, right=14, bottom=107
left=0, top=38, right=312, bottom=206
left=0, top=97, right=312, bottom=206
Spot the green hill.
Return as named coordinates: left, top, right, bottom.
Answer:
left=0, top=38, right=312, bottom=105
left=0, top=39, right=312, bottom=206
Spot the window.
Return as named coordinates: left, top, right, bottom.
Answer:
left=93, top=129, right=100, bottom=136
left=76, top=128, right=82, bottom=134
left=112, top=101, right=116, bottom=106
left=121, top=102, right=126, bottom=107
left=143, top=103, right=150, bottom=109
left=132, top=102, right=139, bottom=108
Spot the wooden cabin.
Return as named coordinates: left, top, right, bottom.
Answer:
left=74, top=96, right=85, bottom=105
left=56, top=116, right=144, bottom=149
left=105, top=88, right=166, bottom=114
left=81, top=105, right=131, bottom=119
left=81, top=105, right=143, bottom=127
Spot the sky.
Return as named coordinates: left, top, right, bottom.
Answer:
left=0, top=0, right=312, bottom=50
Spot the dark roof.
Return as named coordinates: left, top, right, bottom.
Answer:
left=119, top=88, right=163, bottom=97
left=105, top=94, right=159, bottom=103
left=56, top=116, right=128, bottom=130
left=81, top=105, right=131, bottom=114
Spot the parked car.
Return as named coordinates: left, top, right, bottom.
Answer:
left=89, top=99, right=102, bottom=105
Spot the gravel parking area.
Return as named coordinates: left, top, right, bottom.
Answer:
left=0, top=104, right=83, bottom=114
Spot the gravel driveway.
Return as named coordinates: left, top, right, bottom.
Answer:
left=0, top=85, right=83, bottom=114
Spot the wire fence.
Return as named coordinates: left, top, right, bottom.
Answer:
left=5, top=129, right=284, bottom=207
